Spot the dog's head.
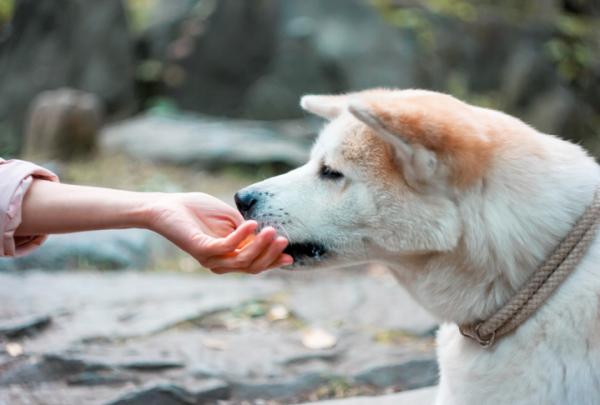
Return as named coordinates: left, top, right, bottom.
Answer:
left=235, top=89, right=500, bottom=269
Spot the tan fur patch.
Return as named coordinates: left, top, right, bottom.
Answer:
left=356, top=89, right=499, bottom=187
left=341, top=126, right=403, bottom=186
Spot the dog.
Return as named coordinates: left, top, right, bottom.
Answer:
left=234, top=89, right=600, bottom=404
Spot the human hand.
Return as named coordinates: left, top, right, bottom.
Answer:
left=144, top=192, right=293, bottom=274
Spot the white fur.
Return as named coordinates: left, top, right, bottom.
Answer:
left=239, top=92, right=600, bottom=404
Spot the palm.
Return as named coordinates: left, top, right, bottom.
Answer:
left=147, top=193, right=292, bottom=273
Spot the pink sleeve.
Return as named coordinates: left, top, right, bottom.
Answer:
left=0, top=158, right=60, bottom=257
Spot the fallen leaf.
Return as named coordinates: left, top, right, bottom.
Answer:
left=301, top=327, right=337, bottom=350
left=267, top=305, right=290, bottom=321
left=5, top=343, right=23, bottom=357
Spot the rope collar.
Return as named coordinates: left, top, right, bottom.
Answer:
left=459, top=187, right=600, bottom=348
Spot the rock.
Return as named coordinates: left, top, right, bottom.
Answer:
left=0, top=354, right=108, bottom=386
left=0, top=0, right=135, bottom=155
left=104, top=382, right=230, bottom=405
left=0, top=271, right=282, bottom=347
left=119, top=360, right=184, bottom=372
left=0, top=269, right=439, bottom=403
left=0, top=229, right=174, bottom=271
left=247, top=1, right=599, bottom=156
left=136, top=0, right=198, bottom=68
left=230, top=372, right=327, bottom=400
left=353, top=359, right=438, bottom=390
left=279, top=350, right=342, bottom=366
left=194, top=381, right=232, bottom=402
left=23, top=88, right=103, bottom=160
left=240, top=0, right=418, bottom=119
left=67, top=370, right=135, bottom=386
left=293, top=0, right=417, bottom=91
left=144, top=0, right=278, bottom=117
left=146, top=0, right=193, bottom=29
left=241, top=20, right=346, bottom=120
left=100, top=113, right=316, bottom=170
left=0, top=314, right=51, bottom=339
left=500, top=43, right=554, bottom=110
left=0, top=384, right=137, bottom=405
left=104, top=384, right=199, bottom=405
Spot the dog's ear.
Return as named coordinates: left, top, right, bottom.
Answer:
left=348, top=98, right=440, bottom=189
left=300, top=94, right=347, bottom=120
left=347, top=93, right=493, bottom=189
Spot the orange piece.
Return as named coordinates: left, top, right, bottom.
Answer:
left=224, top=234, right=257, bottom=258
left=237, top=234, right=257, bottom=250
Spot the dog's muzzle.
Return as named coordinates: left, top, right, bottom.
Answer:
left=234, top=189, right=328, bottom=263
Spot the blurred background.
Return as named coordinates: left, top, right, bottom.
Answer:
left=0, top=0, right=599, bottom=404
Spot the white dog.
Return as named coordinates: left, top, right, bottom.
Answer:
left=235, top=89, right=600, bottom=405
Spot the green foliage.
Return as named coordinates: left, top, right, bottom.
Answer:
left=423, top=0, right=477, bottom=21
left=372, top=0, right=600, bottom=110
left=125, top=0, right=202, bottom=33
left=373, top=0, right=435, bottom=50
left=379, top=6, right=436, bottom=49
left=125, top=0, right=159, bottom=33
left=373, top=0, right=478, bottom=51
left=545, top=14, right=597, bottom=82
left=0, top=0, right=14, bottom=24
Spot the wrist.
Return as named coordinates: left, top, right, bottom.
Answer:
left=132, top=192, right=169, bottom=231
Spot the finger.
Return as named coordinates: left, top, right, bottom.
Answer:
left=210, top=253, right=293, bottom=275
left=270, top=254, right=294, bottom=269
left=245, top=237, right=289, bottom=273
left=254, top=253, right=294, bottom=273
left=200, top=221, right=258, bottom=256
left=204, top=226, right=276, bottom=269
left=204, top=227, right=277, bottom=270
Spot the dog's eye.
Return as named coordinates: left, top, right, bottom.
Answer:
left=320, top=165, right=344, bottom=180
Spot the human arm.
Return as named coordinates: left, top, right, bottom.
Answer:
left=14, top=179, right=292, bottom=273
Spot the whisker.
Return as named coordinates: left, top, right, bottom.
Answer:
left=254, top=213, right=292, bottom=241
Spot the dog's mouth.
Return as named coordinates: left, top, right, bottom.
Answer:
left=283, top=241, right=327, bottom=262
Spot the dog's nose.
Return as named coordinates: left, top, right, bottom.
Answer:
left=234, top=190, right=258, bottom=218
